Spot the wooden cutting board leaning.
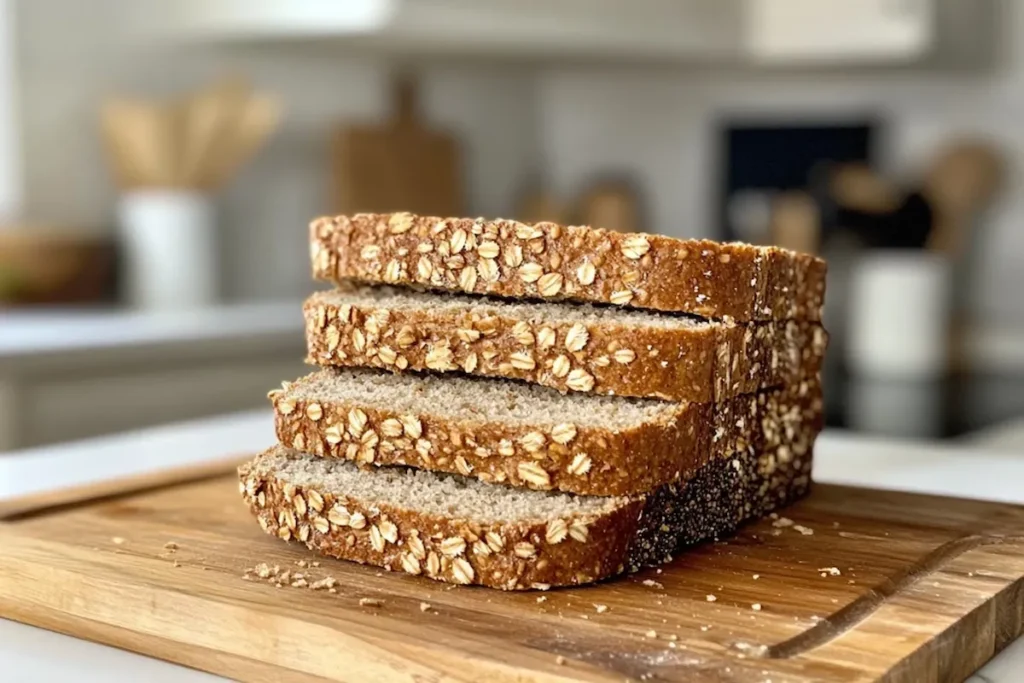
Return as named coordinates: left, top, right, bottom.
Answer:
left=332, top=77, right=463, bottom=217
left=0, top=460, right=1022, bottom=682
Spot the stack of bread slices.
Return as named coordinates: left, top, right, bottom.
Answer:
left=239, top=212, right=828, bottom=590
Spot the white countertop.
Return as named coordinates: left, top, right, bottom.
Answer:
left=0, top=300, right=304, bottom=360
left=1, top=412, right=1022, bottom=682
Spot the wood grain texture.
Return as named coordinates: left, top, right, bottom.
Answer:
left=1, top=467, right=1022, bottom=683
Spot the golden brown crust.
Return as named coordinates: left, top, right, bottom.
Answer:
left=303, top=289, right=828, bottom=403
left=241, top=378, right=823, bottom=590
left=309, top=213, right=826, bottom=322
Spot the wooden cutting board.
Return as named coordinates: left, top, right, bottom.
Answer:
left=332, top=77, right=463, bottom=217
left=1, top=460, right=1023, bottom=683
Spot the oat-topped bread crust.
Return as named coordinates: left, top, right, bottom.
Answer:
left=271, top=366, right=823, bottom=496
left=304, top=287, right=827, bottom=402
left=242, top=376, right=822, bottom=590
left=309, top=212, right=826, bottom=322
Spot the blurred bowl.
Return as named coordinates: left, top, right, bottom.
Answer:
left=0, top=229, right=117, bottom=306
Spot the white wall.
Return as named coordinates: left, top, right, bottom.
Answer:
left=13, top=0, right=1024, bottom=325
left=13, top=0, right=540, bottom=300
left=0, top=0, right=19, bottom=222
left=537, top=5, right=1024, bottom=324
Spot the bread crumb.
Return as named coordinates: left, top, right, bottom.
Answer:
left=668, top=634, right=678, bottom=641
left=536, top=596, right=547, bottom=603
left=312, top=561, right=321, bottom=567
left=310, top=577, right=337, bottom=590
left=706, top=594, right=717, bottom=602
left=255, top=563, right=272, bottom=579
left=420, top=602, right=432, bottom=612
left=555, top=655, right=566, bottom=665
left=700, top=625, right=710, bottom=631
left=111, top=537, right=126, bottom=545
left=594, top=604, right=608, bottom=614
left=359, top=597, right=383, bottom=607
left=751, top=603, right=762, bottom=611
left=291, top=579, right=308, bottom=588
left=296, top=559, right=308, bottom=568
left=328, top=588, right=337, bottom=593
left=163, top=541, right=178, bottom=551
left=645, top=629, right=657, bottom=638
left=173, top=560, right=181, bottom=568
left=668, top=641, right=677, bottom=649
left=642, top=579, right=664, bottom=589
left=818, top=567, right=841, bottom=576
left=793, top=524, right=814, bottom=535
left=752, top=574, right=760, bottom=580
left=771, top=517, right=794, bottom=528
left=580, top=615, right=589, bottom=620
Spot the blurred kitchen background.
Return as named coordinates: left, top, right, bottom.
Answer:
left=2, top=0, right=1024, bottom=450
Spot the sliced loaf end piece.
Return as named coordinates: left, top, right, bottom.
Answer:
left=309, top=212, right=826, bottom=322
left=240, top=445, right=642, bottom=590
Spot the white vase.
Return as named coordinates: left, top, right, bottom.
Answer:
left=846, top=251, right=952, bottom=379
left=117, top=190, right=217, bottom=309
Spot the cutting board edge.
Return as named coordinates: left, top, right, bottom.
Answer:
left=0, top=535, right=595, bottom=683
left=0, top=455, right=246, bottom=522
left=0, top=595, right=338, bottom=683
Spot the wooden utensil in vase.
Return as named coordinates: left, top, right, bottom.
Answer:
left=100, top=99, right=178, bottom=189
left=770, top=190, right=821, bottom=255
left=922, top=140, right=1005, bottom=257
left=100, top=76, right=281, bottom=192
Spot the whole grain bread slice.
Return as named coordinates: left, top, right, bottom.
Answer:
left=309, top=212, right=826, bottom=322
left=270, top=367, right=822, bottom=496
left=305, top=286, right=827, bottom=402
left=242, top=375, right=822, bottom=590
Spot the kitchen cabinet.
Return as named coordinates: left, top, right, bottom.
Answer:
left=143, top=0, right=946, bottom=67
left=745, top=0, right=932, bottom=65
left=0, top=302, right=307, bottom=450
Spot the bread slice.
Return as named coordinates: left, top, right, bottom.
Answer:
left=309, top=212, right=826, bottom=322
left=304, top=286, right=827, bottom=403
left=241, top=377, right=821, bottom=590
left=270, top=367, right=821, bottom=496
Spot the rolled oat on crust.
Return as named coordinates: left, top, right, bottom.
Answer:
left=302, top=286, right=827, bottom=403
left=309, top=213, right=826, bottom=322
